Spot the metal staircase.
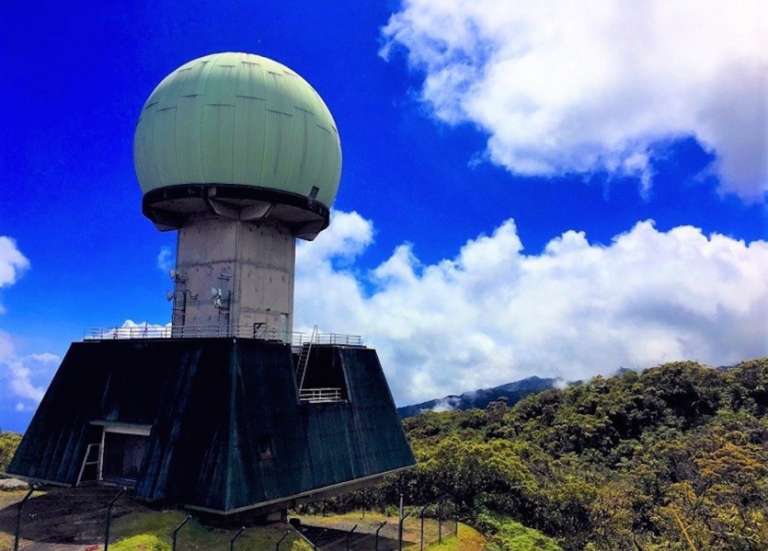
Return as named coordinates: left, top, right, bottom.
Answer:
left=296, top=325, right=318, bottom=391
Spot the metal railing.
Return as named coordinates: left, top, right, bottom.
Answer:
left=299, top=388, right=345, bottom=404
left=84, top=325, right=363, bottom=346
left=293, top=332, right=364, bottom=346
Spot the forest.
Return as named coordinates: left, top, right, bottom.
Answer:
left=1, top=359, right=766, bottom=550
left=344, top=359, right=768, bottom=550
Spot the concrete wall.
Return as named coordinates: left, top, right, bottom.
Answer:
left=172, top=215, right=295, bottom=338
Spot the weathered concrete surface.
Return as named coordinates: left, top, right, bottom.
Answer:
left=172, top=215, right=295, bottom=339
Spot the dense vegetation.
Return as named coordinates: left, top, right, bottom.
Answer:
left=347, top=359, right=768, bottom=550
left=0, top=432, right=21, bottom=473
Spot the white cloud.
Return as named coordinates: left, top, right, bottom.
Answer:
left=0, top=238, right=58, bottom=408
left=430, top=396, right=461, bottom=413
left=29, top=352, right=60, bottom=364
left=157, top=246, right=174, bottom=274
left=0, top=332, right=56, bottom=405
left=381, top=0, right=767, bottom=201
left=94, top=320, right=172, bottom=339
left=0, top=237, right=29, bottom=288
left=0, top=236, right=30, bottom=313
left=7, top=360, right=45, bottom=403
left=296, top=211, right=768, bottom=405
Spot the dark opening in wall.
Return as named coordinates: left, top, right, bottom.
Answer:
left=103, top=433, right=147, bottom=483
left=299, top=346, right=349, bottom=400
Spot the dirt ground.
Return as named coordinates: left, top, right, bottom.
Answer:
left=0, top=485, right=142, bottom=550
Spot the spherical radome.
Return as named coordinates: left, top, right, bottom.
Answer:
left=133, top=52, right=342, bottom=209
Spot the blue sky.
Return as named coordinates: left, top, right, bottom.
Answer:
left=1, top=1, right=766, bottom=431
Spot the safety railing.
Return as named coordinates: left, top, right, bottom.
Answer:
left=298, top=388, right=345, bottom=404
left=293, top=332, right=364, bottom=346
left=84, top=325, right=363, bottom=346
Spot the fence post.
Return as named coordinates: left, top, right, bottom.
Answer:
left=230, top=526, right=245, bottom=551
left=419, top=504, right=429, bottom=551
left=455, top=508, right=459, bottom=537
left=171, top=514, right=192, bottom=551
left=13, top=487, right=34, bottom=551
left=436, top=494, right=452, bottom=544
left=438, top=501, right=442, bottom=543
left=103, top=487, right=126, bottom=551
left=346, top=524, right=358, bottom=551
left=288, top=523, right=318, bottom=551
left=375, top=520, right=387, bottom=551
left=276, top=530, right=290, bottom=551
left=398, top=511, right=412, bottom=551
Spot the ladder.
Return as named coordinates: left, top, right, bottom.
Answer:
left=296, top=326, right=318, bottom=391
left=76, top=442, right=101, bottom=486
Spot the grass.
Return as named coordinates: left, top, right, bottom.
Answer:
left=477, top=514, right=561, bottom=551
left=111, top=510, right=312, bottom=551
left=0, top=489, right=41, bottom=510
left=424, top=524, right=486, bottom=551
left=296, top=510, right=485, bottom=550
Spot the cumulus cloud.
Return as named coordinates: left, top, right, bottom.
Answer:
left=0, top=236, right=30, bottom=313
left=157, top=246, right=174, bottom=274
left=381, top=0, right=767, bottom=200
left=296, top=211, right=768, bottom=405
left=0, top=332, right=58, bottom=405
left=0, top=238, right=59, bottom=408
left=96, top=320, right=172, bottom=339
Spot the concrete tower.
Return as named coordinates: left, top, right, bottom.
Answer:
left=134, top=52, right=342, bottom=339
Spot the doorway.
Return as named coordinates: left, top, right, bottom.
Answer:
left=89, top=422, right=151, bottom=486
left=102, top=432, right=147, bottom=484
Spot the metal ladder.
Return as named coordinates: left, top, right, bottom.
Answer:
left=76, top=442, right=101, bottom=486
left=296, top=326, right=318, bottom=391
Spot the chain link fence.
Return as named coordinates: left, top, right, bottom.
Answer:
left=4, top=486, right=460, bottom=550
left=292, top=498, right=460, bottom=550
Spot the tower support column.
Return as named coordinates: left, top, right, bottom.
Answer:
left=171, top=215, right=295, bottom=340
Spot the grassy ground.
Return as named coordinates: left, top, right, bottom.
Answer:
left=477, top=513, right=561, bottom=551
left=296, top=510, right=485, bottom=550
left=0, top=494, right=487, bottom=551
left=111, top=510, right=312, bottom=551
left=0, top=489, right=44, bottom=509
left=424, top=524, right=485, bottom=551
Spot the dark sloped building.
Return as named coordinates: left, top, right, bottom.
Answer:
left=8, top=52, right=414, bottom=515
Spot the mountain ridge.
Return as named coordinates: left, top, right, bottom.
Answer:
left=397, top=376, right=557, bottom=418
